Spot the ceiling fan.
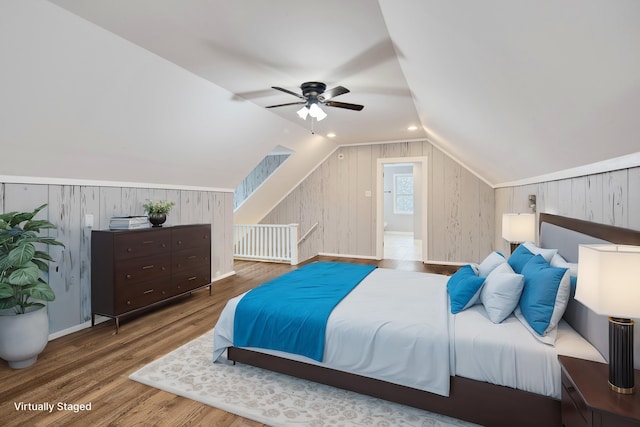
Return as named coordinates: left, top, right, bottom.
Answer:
left=266, top=82, right=364, bottom=121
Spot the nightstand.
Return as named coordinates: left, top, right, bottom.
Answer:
left=559, top=355, right=640, bottom=427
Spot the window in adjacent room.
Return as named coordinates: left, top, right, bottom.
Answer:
left=393, top=173, right=414, bottom=214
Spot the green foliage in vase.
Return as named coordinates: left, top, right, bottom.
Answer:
left=143, top=200, right=176, bottom=215
left=0, top=204, right=64, bottom=315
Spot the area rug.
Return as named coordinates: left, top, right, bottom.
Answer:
left=129, top=331, right=480, bottom=427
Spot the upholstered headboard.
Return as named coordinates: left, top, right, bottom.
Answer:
left=538, top=213, right=640, bottom=367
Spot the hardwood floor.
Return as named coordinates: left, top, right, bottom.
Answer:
left=0, top=257, right=449, bottom=427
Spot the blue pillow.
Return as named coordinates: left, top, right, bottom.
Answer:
left=447, top=265, right=486, bottom=314
left=517, top=255, right=570, bottom=343
left=508, top=244, right=534, bottom=273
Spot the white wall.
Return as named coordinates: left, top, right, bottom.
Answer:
left=0, top=0, right=314, bottom=192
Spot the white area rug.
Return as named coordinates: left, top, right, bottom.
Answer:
left=129, top=331, right=480, bottom=427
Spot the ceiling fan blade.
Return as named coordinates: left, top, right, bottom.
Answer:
left=265, top=101, right=306, bottom=108
left=324, top=101, right=364, bottom=111
left=271, top=86, right=305, bottom=99
left=320, top=86, right=350, bottom=101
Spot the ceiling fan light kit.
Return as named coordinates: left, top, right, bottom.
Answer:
left=267, top=81, right=364, bottom=123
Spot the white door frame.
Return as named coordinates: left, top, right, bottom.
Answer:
left=375, top=156, right=429, bottom=261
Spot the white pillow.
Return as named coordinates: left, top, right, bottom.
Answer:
left=523, top=241, right=557, bottom=263
left=550, top=253, right=578, bottom=276
left=477, top=251, right=506, bottom=277
left=480, top=262, right=525, bottom=323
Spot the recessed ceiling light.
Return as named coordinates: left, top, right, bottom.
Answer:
left=407, top=125, right=418, bottom=131
left=327, top=132, right=336, bottom=138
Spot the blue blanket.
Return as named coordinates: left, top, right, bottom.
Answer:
left=233, top=262, right=377, bottom=361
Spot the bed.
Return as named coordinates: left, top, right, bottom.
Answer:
left=213, top=214, right=640, bottom=426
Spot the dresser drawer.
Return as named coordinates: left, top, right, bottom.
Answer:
left=172, top=226, right=210, bottom=250
left=561, top=370, right=589, bottom=427
left=114, top=230, right=171, bottom=260
left=114, top=278, right=173, bottom=313
left=171, top=266, right=211, bottom=295
left=173, top=246, right=211, bottom=273
left=114, top=254, right=171, bottom=287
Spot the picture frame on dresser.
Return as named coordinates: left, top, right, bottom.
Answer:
left=91, top=224, right=212, bottom=333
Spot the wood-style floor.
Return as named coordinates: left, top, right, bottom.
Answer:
left=0, top=257, right=451, bottom=427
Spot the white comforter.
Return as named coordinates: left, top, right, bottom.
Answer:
left=213, top=268, right=452, bottom=397
left=213, top=266, right=605, bottom=400
left=452, top=304, right=605, bottom=399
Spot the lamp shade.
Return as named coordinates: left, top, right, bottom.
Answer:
left=501, top=213, right=535, bottom=243
left=296, top=106, right=309, bottom=120
left=308, top=103, right=327, bottom=121
left=575, top=244, right=640, bottom=319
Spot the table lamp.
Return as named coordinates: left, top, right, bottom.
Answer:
left=502, top=213, right=535, bottom=253
left=576, top=244, right=640, bottom=394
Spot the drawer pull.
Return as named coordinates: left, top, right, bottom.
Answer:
left=177, top=240, right=182, bottom=245
left=188, top=276, right=197, bottom=281
left=126, top=274, right=132, bottom=279
left=127, top=300, right=131, bottom=305
left=127, top=248, right=132, bottom=253
left=142, top=265, right=155, bottom=270
left=188, top=255, right=197, bottom=259
left=143, top=240, right=154, bottom=244
left=143, top=289, right=154, bottom=294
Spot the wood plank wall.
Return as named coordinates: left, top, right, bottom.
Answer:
left=0, top=182, right=234, bottom=335
left=234, top=154, right=290, bottom=210
left=495, top=166, right=640, bottom=254
left=261, top=141, right=494, bottom=264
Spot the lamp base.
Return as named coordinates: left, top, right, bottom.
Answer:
left=609, top=317, right=635, bottom=394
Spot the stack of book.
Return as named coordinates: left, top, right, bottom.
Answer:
left=109, top=216, right=150, bottom=230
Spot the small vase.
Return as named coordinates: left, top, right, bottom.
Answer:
left=148, top=213, right=167, bottom=227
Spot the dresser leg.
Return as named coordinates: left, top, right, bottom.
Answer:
left=115, top=317, right=120, bottom=334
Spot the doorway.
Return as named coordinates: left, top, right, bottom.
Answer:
left=376, top=157, right=428, bottom=261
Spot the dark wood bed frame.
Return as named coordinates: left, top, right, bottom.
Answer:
left=227, top=213, right=640, bottom=427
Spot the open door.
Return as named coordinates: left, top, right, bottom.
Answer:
left=376, top=157, right=428, bottom=261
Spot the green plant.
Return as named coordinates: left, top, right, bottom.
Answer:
left=143, top=200, right=176, bottom=215
left=0, top=204, right=64, bottom=315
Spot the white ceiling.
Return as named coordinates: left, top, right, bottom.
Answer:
left=38, top=0, right=640, bottom=186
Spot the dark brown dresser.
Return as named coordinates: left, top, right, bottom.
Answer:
left=91, top=224, right=211, bottom=332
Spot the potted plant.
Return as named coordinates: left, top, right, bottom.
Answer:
left=143, top=200, right=176, bottom=227
left=0, top=204, right=64, bottom=368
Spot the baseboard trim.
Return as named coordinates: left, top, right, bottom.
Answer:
left=318, top=252, right=380, bottom=260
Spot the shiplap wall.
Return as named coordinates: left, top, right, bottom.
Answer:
left=495, top=166, right=640, bottom=253
left=262, top=141, right=494, bottom=263
left=234, top=154, right=290, bottom=209
left=0, top=182, right=234, bottom=335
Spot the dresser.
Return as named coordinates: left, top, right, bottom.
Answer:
left=91, top=224, right=211, bottom=332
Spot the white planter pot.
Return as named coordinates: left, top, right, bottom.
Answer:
left=0, top=305, right=49, bottom=369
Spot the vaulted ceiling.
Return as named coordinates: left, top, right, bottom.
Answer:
left=47, top=0, right=640, bottom=185
left=3, top=1, right=639, bottom=221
